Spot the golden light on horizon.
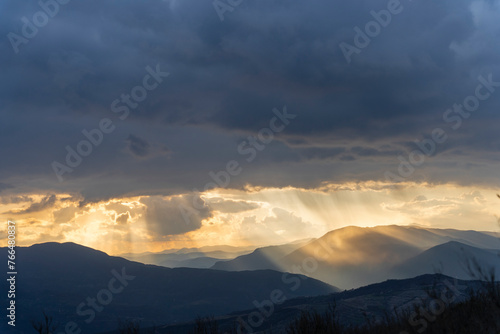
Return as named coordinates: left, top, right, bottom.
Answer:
left=1, top=182, right=499, bottom=255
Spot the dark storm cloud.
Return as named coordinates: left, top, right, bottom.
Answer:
left=125, top=134, right=172, bottom=159
left=297, top=146, right=404, bottom=161
left=0, top=195, right=32, bottom=205
left=140, top=195, right=213, bottom=238
left=209, top=198, right=260, bottom=213
left=6, top=195, right=56, bottom=215
left=298, top=147, right=346, bottom=161
left=125, top=134, right=151, bottom=158
left=0, top=183, right=14, bottom=193
left=53, top=205, right=78, bottom=224
left=115, top=212, right=129, bottom=225
left=0, top=0, right=499, bottom=199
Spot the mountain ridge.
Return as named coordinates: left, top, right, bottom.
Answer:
left=210, top=225, right=500, bottom=289
left=0, top=241, right=337, bottom=334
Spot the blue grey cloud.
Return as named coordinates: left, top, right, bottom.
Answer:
left=0, top=0, right=499, bottom=200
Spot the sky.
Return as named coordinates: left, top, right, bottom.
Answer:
left=1, top=0, right=499, bottom=254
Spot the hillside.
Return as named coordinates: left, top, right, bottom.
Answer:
left=120, top=247, right=253, bottom=268
left=0, top=242, right=337, bottom=334
left=211, top=243, right=304, bottom=271
left=148, top=274, right=486, bottom=334
left=391, top=241, right=500, bottom=280
left=207, top=225, right=500, bottom=289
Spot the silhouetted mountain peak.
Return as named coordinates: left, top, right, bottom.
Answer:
left=29, top=241, right=108, bottom=255
left=1, top=242, right=336, bottom=333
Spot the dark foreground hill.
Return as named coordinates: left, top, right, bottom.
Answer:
left=147, top=274, right=492, bottom=334
left=0, top=242, right=337, bottom=334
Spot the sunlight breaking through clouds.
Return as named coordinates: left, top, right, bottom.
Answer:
left=1, top=182, right=499, bottom=254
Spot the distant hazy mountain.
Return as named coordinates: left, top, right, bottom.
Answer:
left=210, top=225, right=500, bottom=289
left=150, top=274, right=484, bottom=334
left=391, top=241, right=500, bottom=280
left=0, top=242, right=337, bottom=334
left=170, top=245, right=257, bottom=254
left=369, top=225, right=500, bottom=250
left=283, top=226, right=423, bottom=289
left=120, top=245, right=255, bottom=258
left=120, top=247, right=254, bottom=268
left=211, top=241, right=310, bottom=271
left=286, top=226, right=500, bottom=289
left=423, top=228, right=500, bottom=249
left=161, top=256, right=223, bottom=269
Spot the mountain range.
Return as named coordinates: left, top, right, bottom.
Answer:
left=210, top=225, right=500, bottom=289
left=0, top=242, right=336, bottom=334
left=119, top=245, right=254, bottom=268
left=3, top=225, right=499, bottom=333
left=149, top=273, right=485, bottom=334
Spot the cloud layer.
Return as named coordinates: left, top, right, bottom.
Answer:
left=1, top=0, right=499, bottom=249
